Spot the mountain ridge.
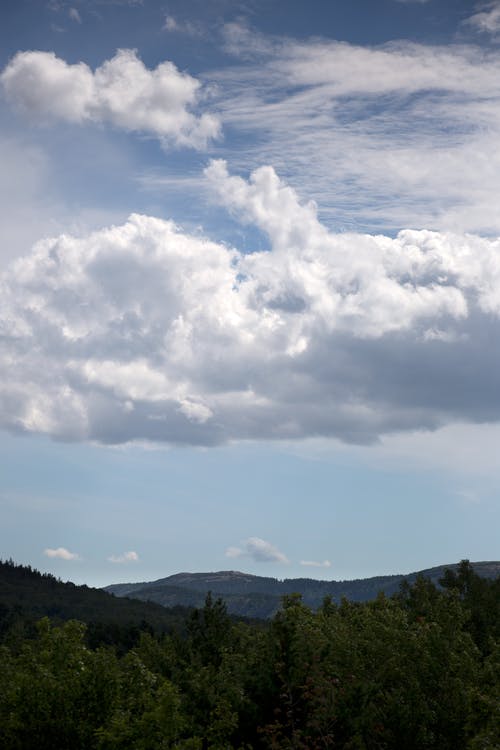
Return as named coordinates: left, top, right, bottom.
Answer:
left=104, top=560, right=500, bottom=619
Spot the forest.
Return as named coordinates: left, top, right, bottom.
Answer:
left=0, top=559, right=498, bottom=749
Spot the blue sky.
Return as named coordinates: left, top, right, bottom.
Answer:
left=0, top=0, right=499, bottom=587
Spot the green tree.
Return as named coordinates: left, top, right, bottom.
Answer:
left=0, top=618, right=120, bottom=750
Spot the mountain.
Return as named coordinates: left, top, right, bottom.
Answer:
left=2, top=558, right=498, bottom=632
left=104, top=560, right=500, bottom=619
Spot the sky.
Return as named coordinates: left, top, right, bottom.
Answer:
left=0, top=0, right=499, bottom=588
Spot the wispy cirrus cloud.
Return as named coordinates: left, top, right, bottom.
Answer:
left=1, top=49, right=220, bottom=149
left=466, top=2, right=500, bottom=33
left=68, top=7, right=82, bottom=23
left=210, top=28, right=500, bottom=234
left=163, top=14, right=205, bottom=37
left=5, top=30, right=500, bottom=233
left=226, top=537, right=289, bottom=564
left=44, top=546, right=80, bottom=560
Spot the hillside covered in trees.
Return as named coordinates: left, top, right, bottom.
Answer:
left=104, top=561, right=500, bottom=619
left=0, top=559, right=194, bottom=651
left=0, top=559, right=498, bottom=749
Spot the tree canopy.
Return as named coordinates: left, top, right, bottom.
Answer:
left=0, top=560, right=498, bottom=749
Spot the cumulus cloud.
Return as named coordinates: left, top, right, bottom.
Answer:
left=107, top=550, right=139, bottom=563
left=44, top=547, right=80, bottom=560
left=1, top=163, right=500, bottom=446
left=226, top=537, right=289, bottom=564
left=300, top=560, right=332, bottom=568
left=1, top=49, right=220, bottom=149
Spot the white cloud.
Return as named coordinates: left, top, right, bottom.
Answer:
left=226, top=537, right=289, bottom=564
left=1, top=163, right=500, bottom=446
left=164, top=15, right=178, bottom=31
left=222, top=21, right=275, bottom=59
left=44, top=546, right=80, bottom=560
left=1, top=49, right=220, bottom=149
left=210, top=34, right=500, bottom=233
left=300, top=560, right=332, bottom=568
left=68, top=7, right=82, bottom=23
left=107, top=550, right=139, bottom=563
left=163, top=15, right=204, bottom=37
left=466, top=2, right=500, bottom=33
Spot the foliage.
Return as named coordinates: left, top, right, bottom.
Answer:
left=0, top=560, right=498, bottom=749
left=0, top=558, right=192, bottom=651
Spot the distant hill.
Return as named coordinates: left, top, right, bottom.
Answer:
left=2, top=559, right=498, bottom=631
left=0, top=559, right=193, bottom=643
left=104, top=561, right=500, bottom=619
